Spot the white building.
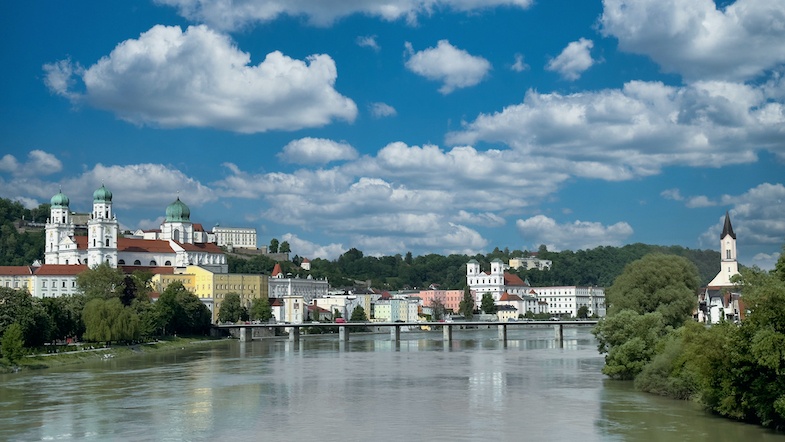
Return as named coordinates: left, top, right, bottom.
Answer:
left=212, top=226, right=257, bottom=249
left=466, top=259, right=530, bottom=307
left=527, top=286, right=605, bottom=318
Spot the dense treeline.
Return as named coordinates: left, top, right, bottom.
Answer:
left=0, top=198, right=47, bottom=265
left=230, top=244, right=720, bottom=290
left=594, top=248, right=785, bottom=431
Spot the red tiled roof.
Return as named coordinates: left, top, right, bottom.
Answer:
left=379, top=291, right=392, bottom=299
left=34, top=264, right=89, bottom=276
left=504, top=272, right=527, bottom=286
left=272, top=263, right=282, bottom=276
left=119, top=238, right=175, bottom=253
left=0, top=266, right=34, bottom=276
left=175, top=241, right=224, bottom=253
left=302, top=258, right=310, bottom=263
left=499, top=292, right=523, bottom=301
left=269, top=297, right=283, bottom=306
left=193, top=223, right=205, bottom=232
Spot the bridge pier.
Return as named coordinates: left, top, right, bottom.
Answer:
left=339, top=326, right=349, bottom=342
left=498, top=324, right=507, bottom=346
left=391, top=325, right=401, bottom=342
left=239, top=327, right=252, bottom=342
left=289, top=326, right=300, bottom=343
left=554, top=324, right=563, bottom=348
left=443, top=324, right=453, bottom=342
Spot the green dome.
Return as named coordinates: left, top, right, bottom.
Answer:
left=50, top=190, right=70, bottom=207
left=93, top=184, right=113, bottom=202
left=165, top=197, right=191, bottom=222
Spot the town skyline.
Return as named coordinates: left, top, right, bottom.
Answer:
left=1, top=1, right=783, bottom=268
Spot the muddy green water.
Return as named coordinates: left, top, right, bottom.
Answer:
left=1, top=327, right=782, bottom=441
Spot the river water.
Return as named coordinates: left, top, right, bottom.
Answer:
left=1, top=327, right=782, bottom=441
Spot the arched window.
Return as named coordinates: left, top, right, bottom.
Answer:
left=105, top=238, right=110, bottom=247
left=118, top=260, right=125, bottom=265
left=165, top=261, right=171, bottom=266
left=150, top=260, right=157, bottom=266
left=134, top=260, right=141, bottom=265
left=173, top=229, right=180, bottom=242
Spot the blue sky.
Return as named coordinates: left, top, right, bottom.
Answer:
left=1, top=0, right=784, bottom=268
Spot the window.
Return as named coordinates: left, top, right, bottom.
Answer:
left=43, top=281, right=47, bottom=288
left=62, top=281, right=66, bottom=288
left=105, top=238, right=110, bottom=247
left=134, top=260, right=141, bottom=265
left=726, top=249, right=731, bottom=259
left=150, top=260, right=157, bottom=266
left=118, top=260, right=125, bottom=265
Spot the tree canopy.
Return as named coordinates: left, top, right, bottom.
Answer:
left=606, top=253, right=700, bottom=329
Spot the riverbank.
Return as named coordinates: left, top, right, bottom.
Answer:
left=0, top=336, right=230, bottom=374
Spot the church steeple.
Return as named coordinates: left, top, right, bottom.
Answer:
left=721, top=211, right=736, bottom=240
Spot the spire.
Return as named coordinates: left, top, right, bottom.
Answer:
left=721, top=211, right=736, bottom=240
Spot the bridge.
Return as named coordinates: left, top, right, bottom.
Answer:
left=215, top=320, right=599, bottom=347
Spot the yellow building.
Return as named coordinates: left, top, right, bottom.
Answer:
left=151, top=265, right=268, bottom=322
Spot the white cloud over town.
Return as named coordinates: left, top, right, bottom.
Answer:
left=0, top=151, right=62, bottom=176
left=404, top=40, right=491, bottom=94
left=447, top=80, right=784, bottom=180
left=156, top=0, right=533, bottom=30
left=699, top=183, right=785, bottom=249
left=369, top=102, right=397, bottom=118
left=515, top=215, right=634, bottom=251
left=43, top=25, right=357, bottom=133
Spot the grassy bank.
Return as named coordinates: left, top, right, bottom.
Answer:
left=0, top=336, right=230, bottom=374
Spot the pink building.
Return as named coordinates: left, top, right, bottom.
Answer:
left=418, top=289, right=467, bottom=313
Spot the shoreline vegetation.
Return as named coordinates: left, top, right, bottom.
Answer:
left=0, top=336, right=228, bottom=374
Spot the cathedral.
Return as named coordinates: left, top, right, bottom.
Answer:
left=44, top=185, right=226, bottom=272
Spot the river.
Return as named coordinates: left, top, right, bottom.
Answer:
left=1, top=327, right=782, bottom=441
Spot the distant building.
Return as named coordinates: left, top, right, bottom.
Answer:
left=212, top=226, right=257, bottom=249
left=509, top=255, right=552, bottom=271
left=698, top=212, right=742, bottom=324
left=526, top=286, right=605, bottom=318
left=466, top=258, right=531, bottom=308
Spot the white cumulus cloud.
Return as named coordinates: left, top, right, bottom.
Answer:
left=405, top=40, right=491, bottom=94
left=515, top=215, right=634, bottom=251
left=369, top=102, right=397, bottom=118
left=356, top=35, right=380, bottom=51
left=43, top=25, right=357, bottom=133
left=0, top=150, right=62, bottom=176
left=546, top=38, right=595, bottom=81
left=447, top=80, right=785, bottom=180
left=601, top=0, right=785, bottom=82
left=278, top=138, right=359, bottom=165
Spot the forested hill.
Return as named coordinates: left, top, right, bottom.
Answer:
left=230, top=243, right=721, bottom=291
left=1, top=197, right=720, bottom=289
left=0, top=198, right=47, bottom=266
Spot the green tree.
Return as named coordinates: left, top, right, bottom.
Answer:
left=279, top=241, right=290, bottom=253
left=592, top=310, right=670, bottom=380
left=605, top=253, right=700, bottom=329
left=429, top=298, right=446, bottom=321
left=774, top=244, right=785, bottom=283
left=82, top=298, right=139, bottom=344
left=350, top=305, right=368, bottom=322
left=154, top=282, right=211, bottom=336
left=76, top=262, right=126, bottom=300
left=458, top=287, right=475, bottom=319
left=269, top=238, right=279, bottom=253
left=480, top=292, right=496, bottom=314
left=0, top=287, right=52, bottom=347
left=250, top=297, right=273, bottom=322
left=218, top=293, right=245, bottom=323
left=1, top=323, right=25, bottom=364
left=577, top=305, right=590, bottom=319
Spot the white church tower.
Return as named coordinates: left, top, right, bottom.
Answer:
left=87, top=184, right=119, bottom=268
left=160, top=196, right=194, bottom=244
left=45, top=189, right=76, bottom=264
left=708, top=211, right=739, bottom=287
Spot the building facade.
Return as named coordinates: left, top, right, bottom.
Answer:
left=699, top=212, right=742, bottom=324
